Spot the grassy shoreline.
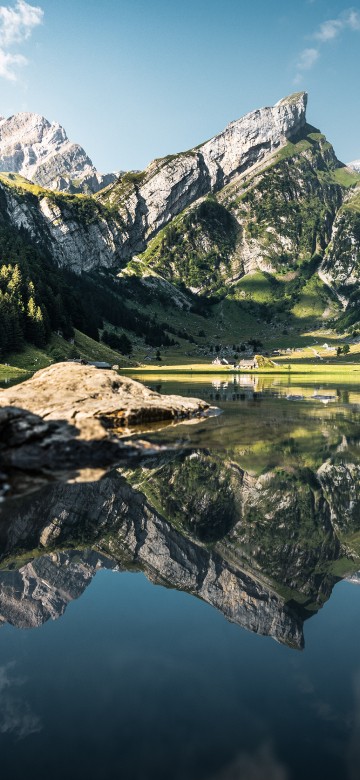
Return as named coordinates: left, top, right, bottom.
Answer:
left=122, top=362, right=360, bottom=377
left=1, top=351, right=359, bottom=386
left=0, top=365, right=29, bottom=381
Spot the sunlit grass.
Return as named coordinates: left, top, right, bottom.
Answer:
left=0, top=171, right=48, bottom=196
left=2, top=329, right=130, bottom=374
left=0, top=364, right=28, bottom=380
left=331, top=167, right=360, bottom=188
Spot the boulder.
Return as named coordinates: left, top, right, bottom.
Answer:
left=0, top=363, right=212, bottom=498
left=0, top=362, right=210, bottom=438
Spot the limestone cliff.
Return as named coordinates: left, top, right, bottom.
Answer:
left=321, top=187, right=360, bottom=293
left=134, top=125, right=345, bottom=295
left=124, top=450, right=360, bottom=600
left=99, top=92, right=308, bottom=249
left=0, top=550, right=114, bottom=629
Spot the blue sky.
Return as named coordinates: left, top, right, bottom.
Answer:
left=0, top=0, right=359, bottom=172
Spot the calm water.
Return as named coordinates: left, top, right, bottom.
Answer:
left=0, top=374, right=360, bottom=780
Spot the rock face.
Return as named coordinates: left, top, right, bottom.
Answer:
left=0, top=93, right=308, bottom=272
left=320, top=188, right=360, bottom=293
left=137, top=127, right=344, bottom=295
left=0, top=112, right=116, bottom=193
left=124, top=449, right=360, bottom=600
left=100, top=91, right=308, bottom=249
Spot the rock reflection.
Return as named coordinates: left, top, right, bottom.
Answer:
left=1, top=383, right=360, bottom=650
left=0, top=472, right=305, bottom=648
left=0, top=435, right=359, bottom=649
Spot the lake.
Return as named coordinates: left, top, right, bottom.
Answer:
left=0, top=373, right=359, bottom=780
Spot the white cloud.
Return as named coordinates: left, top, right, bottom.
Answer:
left=315, top=19, right=343, bottom=41
left=209, top=742, right=289, bottom=780
left=0, top=0, right=43, bottom=80
left=0, top=0, right=43, bottom=46
left=314, top=10, right=360, bottom=42
left=346, top=9, right=360, bottom=30
left=0, top=697, right=42, bottom=739
left=293, top=47, right=320, bottom=84
left=294, top=7, right=360, bottom=82
left=0, top=663, right=42, bottom=740
left=0, top=48, right=26, bottom=79
left=297, top=47, right=320, bottom=71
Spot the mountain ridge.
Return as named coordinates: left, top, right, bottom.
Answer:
left=0, top=92, right=310, bottom=273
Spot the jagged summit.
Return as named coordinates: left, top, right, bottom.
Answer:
left=197, top=91, right=307, bottom=185
left=0, top=111, right=116, bottom=194
left=275, top=91, right=307, bottom=106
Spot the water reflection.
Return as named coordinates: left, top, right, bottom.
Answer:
left=0, top=378, right=360, bottom=651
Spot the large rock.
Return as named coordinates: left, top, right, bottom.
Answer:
left=0, top=363, right=211, bottom=498
left=0, top=112, right=116, bottom=194
left=0, top=405, right=165, bottom=500
left=0, top=362, right=210, bottom=437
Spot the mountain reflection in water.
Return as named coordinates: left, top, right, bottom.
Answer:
left=0, top=375, right=360, bottom=651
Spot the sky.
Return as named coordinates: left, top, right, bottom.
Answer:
left=0, top=0, right=359, bottom=173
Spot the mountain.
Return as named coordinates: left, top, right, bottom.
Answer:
left=0, top=112, right=116, bottom=194
left=98, top=91, right=308, bottom=252
left=0, top=478, right=304, bottom=647
left=0, top=467, right=312, bottom=648
left=0, top=93, right=309, bottom=271
left=1, top=91, right=360, bottom=361
left=348, top=159, right=360, bottom=172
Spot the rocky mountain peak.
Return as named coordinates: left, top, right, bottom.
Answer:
left=0, top=110, right=116, bottom=194
left=99, top=91, right=308, bottom=254
left=197, top=91, right=307, bottom=188
left=348, top=159, right=360, bottom=172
